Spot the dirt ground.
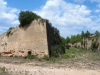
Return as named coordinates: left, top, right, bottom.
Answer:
left=0, top=56, right=100, bottom=75
left=0, top=62, right=100, bottom=75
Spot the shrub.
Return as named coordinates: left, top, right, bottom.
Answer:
left=51, top=44, right=65, bottom=57
left=0, top=67, right=6, bottom=72
left=6, top=27, right=14, bottom=37
left=91, top=41, right=99, bottom=52
left=43, top=55, right=49, bottom=61
left=26, top=54, right=36, bottom=60
left=19, top=11, right=41, bottom=27
left=6, top=31, right=11, bottom=37
left=66, top=44, right=71, bottom=49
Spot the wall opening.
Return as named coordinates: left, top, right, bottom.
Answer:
left=28, top=51, right=31, bottom=55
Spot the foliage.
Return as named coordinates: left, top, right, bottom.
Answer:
left=51, top=43, right=65, bottom=57
left=60, top=48, right=85, bottom=59
left=66, top=44, right=71, bottom=49
left=6, top=27, right=14, bottom=37
left=95, top=30, right=100, bottom=38
left=70, top=34, right=82, bottom=44
left=43, top=55, right=49, bottom=61
left=81, top=31, right=85, bottom=38
left=66, top=37, right=70, bottom=43
left=47, top=23, right=65, bottom=57
left=26, top=54, right=37, bottom=60
left=0, top=67, right=6, bottom=72
left=19, top=11, right=41, bottom=27
left=53, top=27, right=61, bottom=45
left=91, top=41, right=99, bottom=52
left=85, top=30, right=90, bottom=38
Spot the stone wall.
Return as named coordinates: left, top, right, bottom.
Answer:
left=0, top=20, right=49, bottom=57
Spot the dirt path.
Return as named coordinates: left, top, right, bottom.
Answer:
left=0, top=72, right=10, bottom=75
left=0, top=63, right=100, bottom=75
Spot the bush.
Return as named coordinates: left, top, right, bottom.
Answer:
left=51, top=44, right=65, bottom=57
left=6, top=27, right=14, bottom=37
left=0, top=67, right=6, bottom=72
left=43, top=55, right=49, bottom=61
left=91, top=41, right=99, bottom=52
left=66, top=44, right=70, bottom=49
left=26, top=54, right=36, bottom=60
left=19, top=11, right=41, bottom=27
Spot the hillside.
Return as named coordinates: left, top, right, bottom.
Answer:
left=65, top=30, right=100, bottom=52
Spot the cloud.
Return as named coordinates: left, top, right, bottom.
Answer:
left=34, top=0, right=93, bottom=37
left=95, top=9, right=100, bottom=13
left=0, top=0, right=19, bottom=34
left=97, top=3, right=100, bottom=8
left=74, top=0, right=85, bottom=4
left=90, top=0, right=100, bottom=2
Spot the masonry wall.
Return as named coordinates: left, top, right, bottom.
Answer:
left=0, top=20, right=49, bottom=57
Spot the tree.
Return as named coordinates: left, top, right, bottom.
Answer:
left=19, top=11, right=41, bottom=27
left=95, top=30, right=100, bottom=37
left=66, top=37, right=70, bottom=43
left=70, top=35, right=76, bottom=44
left=85, top=30, right=90, bottom=38
left=81, top=31, right=85, bottom=38
left=76, top=34, right=82, bottom=42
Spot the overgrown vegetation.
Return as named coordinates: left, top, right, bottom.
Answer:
left=59, top=48, right=82, bottom=59
left=46, top=23, right=66, bottom=57
left=91, top=40, right=99, bottom=52
left=19, top=11, right=42, bottom=27
left=43, top=55, right=49, bottom=61
left=6, top=27, right=14, bottom=37
left=65, top=30, right=100, bottom=51
left=51, top=44, right=65, bottom=57
left=0, top=67, right=6, bottom=73
left=25, top=54, right=37, bottom=60
left=42, top=47, right=100, bottom=63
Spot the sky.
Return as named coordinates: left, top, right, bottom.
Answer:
left=0, top=0, right=100, bottom=38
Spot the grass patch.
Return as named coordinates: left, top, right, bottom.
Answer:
left=0, top=67, right=6, bottom=73
left=25, top=54, right=37, bottom=60
left=88, top=52, right=100, bottom=61
left=43, top=55, right=49, bottom=61
left=59, top=48, right=86, bottom=59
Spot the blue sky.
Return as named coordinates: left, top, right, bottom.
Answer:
left=0, top=0, right=100, bottom=38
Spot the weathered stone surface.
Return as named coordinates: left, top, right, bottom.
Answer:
left=0, top=20, right=50, bottom=58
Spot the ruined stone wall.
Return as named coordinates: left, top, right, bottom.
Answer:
left=0, top=20, right=49, bottom=57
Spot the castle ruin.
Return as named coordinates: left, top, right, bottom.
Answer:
left=0, top=19, right=61, bottom=57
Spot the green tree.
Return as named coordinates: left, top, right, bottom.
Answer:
left=95, top=30, right=100, bottom=37
left=70, top=35, right=76, bottom=44
left=66, top=37, right=70, bottom=43
left=81, top=31, right=85, bottom=38
left=19, top=11, right=41, bottom=27
left=85, top=30, right=90, bottom=38
left=76, top=34, right=82, bottom=42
